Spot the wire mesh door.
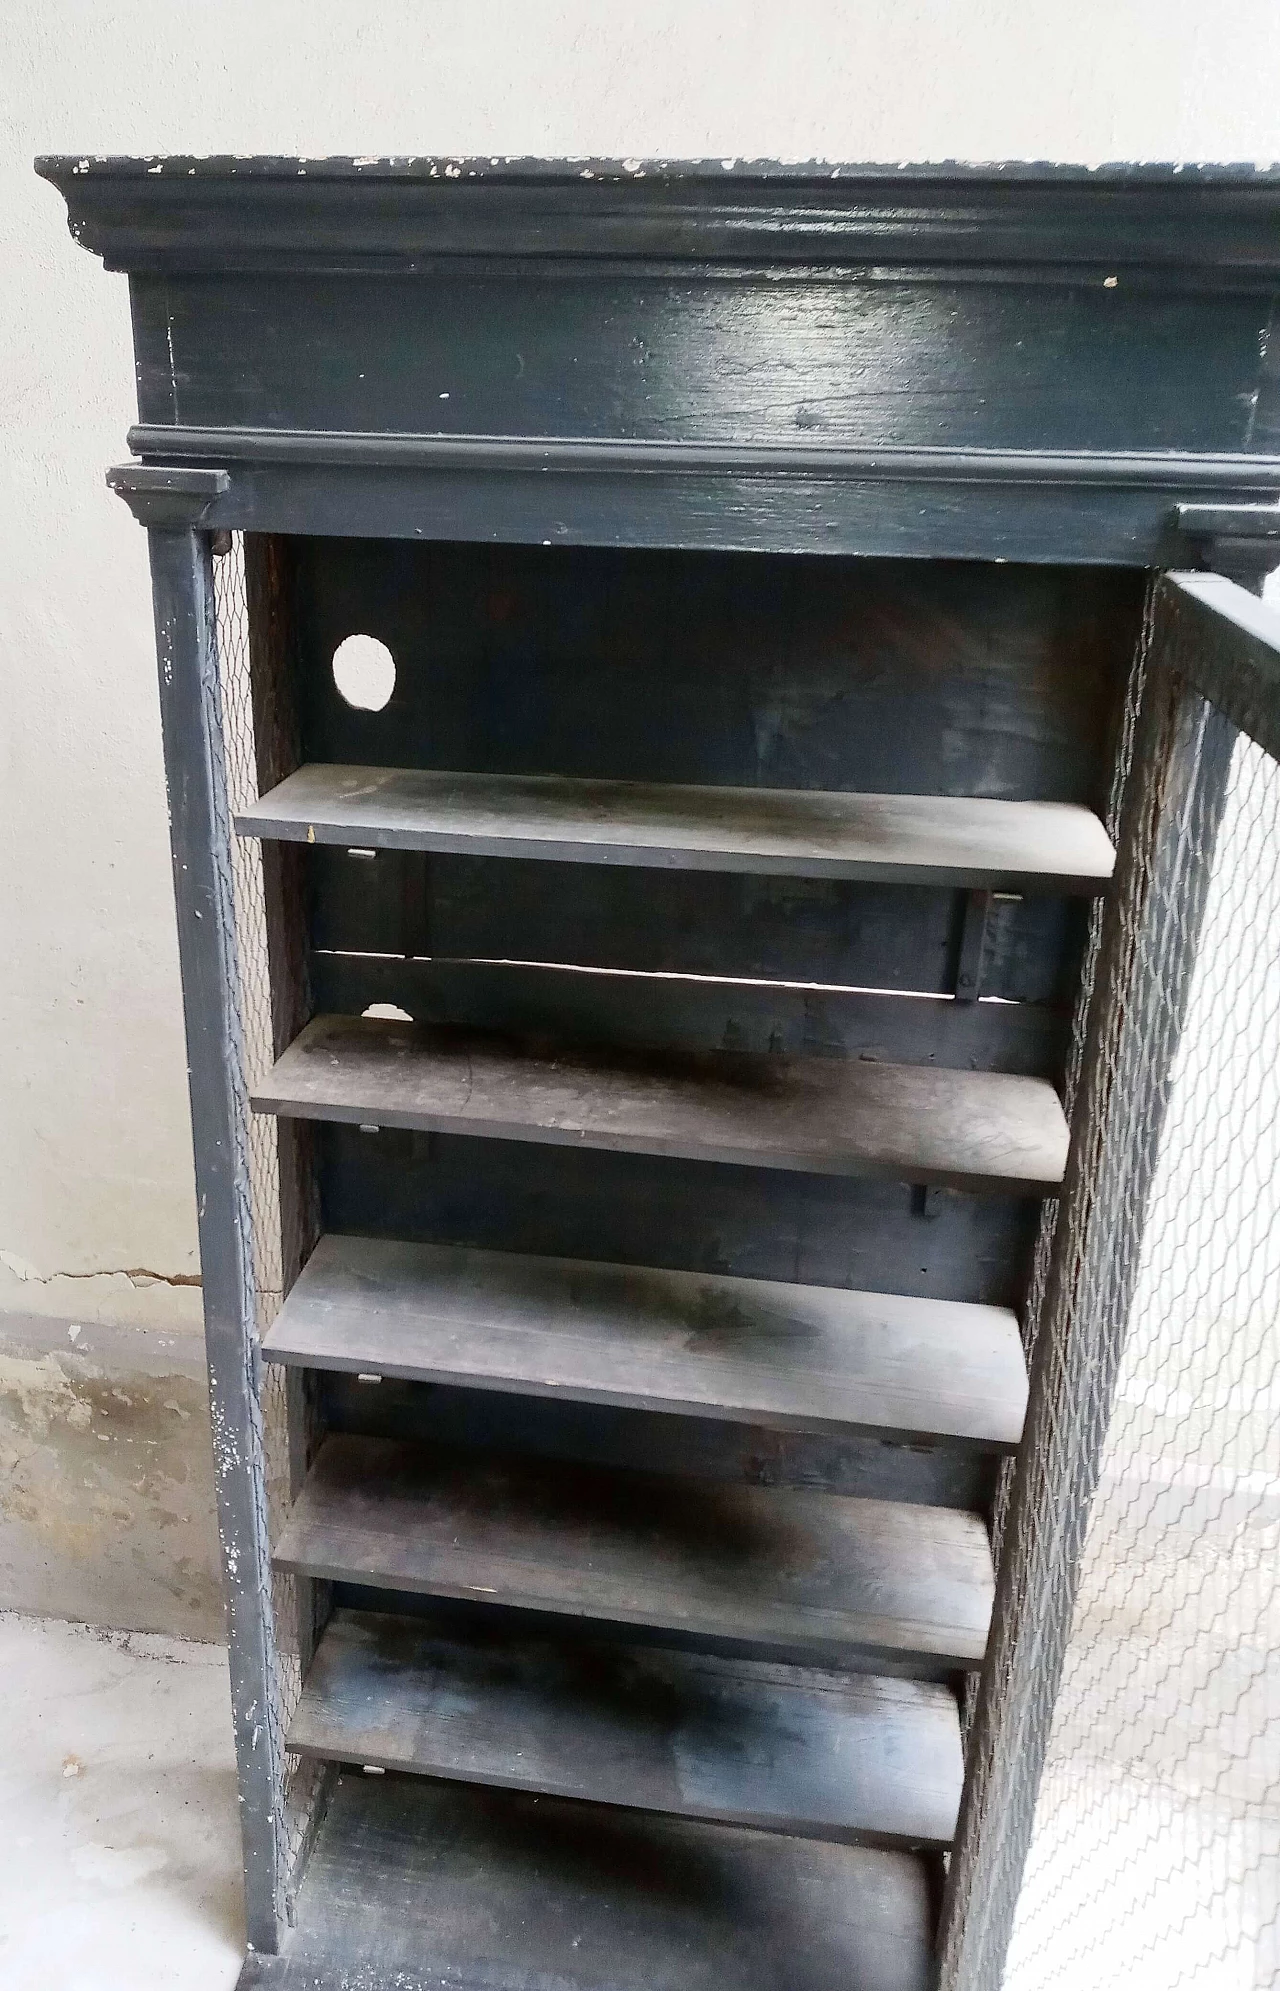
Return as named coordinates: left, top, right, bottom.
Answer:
left=1008, top=725, right=1280, bottom=1989
left=941, top=573, right=1280, bottom=1991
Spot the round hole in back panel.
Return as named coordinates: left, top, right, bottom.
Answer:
left=332, top=633, right=396, bottom=711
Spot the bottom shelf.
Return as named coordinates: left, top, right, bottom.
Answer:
left=239, top=1770, right=938, bottom=1991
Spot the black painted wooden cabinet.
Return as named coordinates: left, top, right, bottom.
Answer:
left=42, top=158, right=1280, bottom=1991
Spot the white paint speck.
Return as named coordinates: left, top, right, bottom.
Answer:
left=68, top=1323, right=82, bottom=1342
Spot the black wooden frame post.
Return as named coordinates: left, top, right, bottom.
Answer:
left=936, top=602, right=1239, bottom=1991
left=113, top=467, right=286, bottom=1955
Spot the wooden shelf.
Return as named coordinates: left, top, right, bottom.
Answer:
left=239, top=1770, right=937, bottom=1991
left=289, top=1607, right=964, bottom=1849
left=264, top=1233, right=1027, bottom=1451
left=275, top=1436, right=994, bottom=1676
left=253, top=1014, right=1069, bottom=1195
left=237, top=761, right=1116, bottom=891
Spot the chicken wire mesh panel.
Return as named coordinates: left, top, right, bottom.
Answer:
left=957, top=587, right=1153, bottom=1765
left=1004, top=728, right=1280, bottom=1991
left=941, top=604, right=1248, bottom=1991
left=211, top=533, right=329, bottom=1894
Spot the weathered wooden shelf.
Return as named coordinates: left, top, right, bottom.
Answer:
left=275, top=1436, right=994, bottom=1676
left=253, top=1014, right=1069, bottom=1194
left=238, top=1770, right=937, bottom=1991
left=289, top=1607, right=964, bottom=1849
left=237, top=762, right=1116, bottom=890
left=264, top=1233, right=1027, bottom=1451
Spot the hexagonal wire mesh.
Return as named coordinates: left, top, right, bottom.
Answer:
left=211, top=534, right=329, bottom=1899
left=946, top=579, right=1280, bottom=1991
left=1003, top=720, right=1280, bottom=1991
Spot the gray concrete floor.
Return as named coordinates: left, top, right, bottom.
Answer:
left=1, top=1611, right=244, bottom=1990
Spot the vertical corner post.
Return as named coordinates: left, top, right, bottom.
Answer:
left=140, top=504, right=287, bottom=1955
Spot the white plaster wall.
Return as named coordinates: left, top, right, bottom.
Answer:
left=2, top=0, right=1278, bottom=1339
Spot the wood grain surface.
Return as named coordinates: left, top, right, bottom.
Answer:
left=253, top=1014, right=1070, bottom=1194
left=275, top=1435, right=995, bottom=1674
left=289, top=1607, right=964, bottom=1848
left=265, top=1232, right=1026, bottom=1449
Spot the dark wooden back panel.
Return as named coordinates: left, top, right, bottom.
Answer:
left=294, top=543, right=1134, bottom=798
left=291, top=539, right=1135, bottom=1010
left=274, top=539, right=1136, bottom=1487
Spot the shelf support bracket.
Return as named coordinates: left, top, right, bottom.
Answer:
left=1174, top=501, right=1280, bottom=596
left=955, top=888, right=993, bottom=1003
left=107, top=462, right=230, bottom=530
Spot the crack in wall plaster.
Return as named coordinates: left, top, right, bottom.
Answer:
left=0, top=1250, right=201, bottom=1290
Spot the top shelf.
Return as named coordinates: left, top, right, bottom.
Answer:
left=237, top=764, right=1115, bottom=892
